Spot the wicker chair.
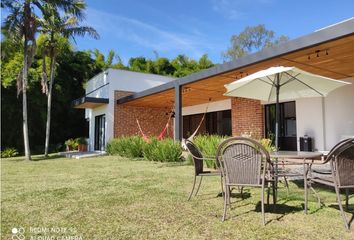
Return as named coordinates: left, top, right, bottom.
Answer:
left=184, top=139, right=223, bottom=201
left=307, top=138, right=354, bottom=229
left=216, top=137, right=276, bottom=225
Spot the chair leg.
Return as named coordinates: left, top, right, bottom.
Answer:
left=240, top=187, right=244, bottom=200
left=220, top=176, right=224, bottom=199
left=194, top=176, right=203, bottom=197
left=304, top=165, right=309, bottom=214
left=187, top=175, right=197, bottom=201
left=261, top=184, right=265, bottom=226
left=272, top=182, right=276, bottom=205
left=267, top=182, right=270, bottom=205
left=283, top=176, right=289, bottom=197
left=345, top=189, right=349, bottom=210
left=335, top=186, right=349, bottom=230
left=222, top=185, right=229, bottom=222
left=310, top=186, right=321, bottom=208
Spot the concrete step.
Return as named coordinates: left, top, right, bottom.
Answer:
left=58, top=151, right=107, bottom=159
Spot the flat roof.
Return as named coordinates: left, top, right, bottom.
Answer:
left=72, top=96, right=109, bottom=109
left=117, top=18, right=354, bottom=105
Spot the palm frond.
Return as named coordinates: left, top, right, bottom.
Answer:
left=64, top=26, right=99, bottom=40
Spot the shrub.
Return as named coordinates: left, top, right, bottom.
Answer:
left=193, top=135, right=226, bottom=168
left=1, top=148, right=19, bottom=158
left=65, top=138, right=78, bottom=150
left=107, top=136, right=183, bottom=162
left=75, top=137, right=88, bottom=145
left=259, top=138, right=276, bottom=152
left=106, top=136, right=145, bottom=158
left=143, top=138, right=183, bottom=162
left=142, top=138, right=159, bottom=161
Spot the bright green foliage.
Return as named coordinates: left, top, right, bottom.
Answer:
left=171, top=54, right=199, bottom=77
left=107, top=137, right=183, bottom=162
left=198, top=54, right=214, bottom=69
left=75, top=137, right=87, bottom=145
left=106, top=136, right=145, bottom=158
left=64, top=138, right=78, bottom=150
left=141, top=138, right=159, bottom=160
left=0, top=148, right=19, bottom=158
left=1, top=43, right=101, bottom=154
left=260, top=138, right=277, bottom=152
left=128, top=57, right=148, bottom=72
left=192, top=135, right=227, bottom=168
left=153, top=57, right=175, bottom=75
left=1, top=51, right=24, bottom=87
left=143, top=138, right=183, bottom=162
left=91, top=49, right=126, bottom=70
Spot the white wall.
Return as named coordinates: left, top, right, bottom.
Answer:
left=86, top=105, right=108, bottom=151
left=324, top=77, right=354, bottom=149
left=296, top=97, right=325, bottom=151
left=261, top=77, right=353, bottom=151
left=182, top=99, right=231, bottom=116
left=106, top=69, right=175, bottom=148
left=85, top=69, right=175, bottom=150
left=295, top=77, right=354, bottom=151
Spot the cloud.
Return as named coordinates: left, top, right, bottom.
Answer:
left=211, top=0, right=273, bottom=20
left=85, top=8, right=217, bottom=59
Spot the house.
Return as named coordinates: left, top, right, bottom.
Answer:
left=72, top=69, right=175, bottom=151
left=115, top=18, right=354, bottom=151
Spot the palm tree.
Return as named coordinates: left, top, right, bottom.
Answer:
left=2, top=0, right=39, bottom=160
left=39, top=3, right=99, bottom=156
left=2, top=0, right=92, bottom=160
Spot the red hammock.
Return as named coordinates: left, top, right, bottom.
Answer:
left=136, top=113, right=172, bottom=142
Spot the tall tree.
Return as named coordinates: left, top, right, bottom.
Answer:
left=223, top=24, right=288, bottom=61
left=2, top=0, right=40, bottom=160
left=39, top=2, right=99, bottom=156
left=91, top=49, right=126, bottom=70
left=2, top=0, right=91, bottom=160
left=1, top=36, right=102, bottom=154
left=198, top=54, right=214, bottom=70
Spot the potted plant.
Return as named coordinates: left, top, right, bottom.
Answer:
left=76, top=137, right=88, bottom=152
left=65, top=138, right=77, bottom=151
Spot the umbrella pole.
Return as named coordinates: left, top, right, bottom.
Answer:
left=275, top=73, right=280, bottom=151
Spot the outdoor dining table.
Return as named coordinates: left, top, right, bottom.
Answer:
left=269, top=151, right=324, bottom=214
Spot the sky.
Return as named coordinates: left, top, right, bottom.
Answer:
left=3, top=0, right=354, bottom=64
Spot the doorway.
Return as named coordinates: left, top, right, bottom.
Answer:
left=183, top=110, right=232, bottom=137
left=94, top=114, right=106, bottom=151
left=265, top=101, right=297, bottom=151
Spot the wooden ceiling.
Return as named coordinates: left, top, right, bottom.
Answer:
left=122, top=35, right=354, bottom=108
left=74, top=101, right=108, bottom=109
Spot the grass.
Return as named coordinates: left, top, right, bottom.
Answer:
left=1, top=155, right=353, bottom=239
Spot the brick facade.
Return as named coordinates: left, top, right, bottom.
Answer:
left=115, top=91, right=264, bottom=140
left=231, top=97, right=264, bottom=138
left=114, top=91, right=174, bottom=138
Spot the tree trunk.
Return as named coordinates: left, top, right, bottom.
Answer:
left=23, top=41, right=31, bottom=160
left=44, top=54, right=56, bottom=157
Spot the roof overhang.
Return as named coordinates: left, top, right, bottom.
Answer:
left=117, top=18, right=354, bottom=108
left=72, top=96, right=109, bottom=109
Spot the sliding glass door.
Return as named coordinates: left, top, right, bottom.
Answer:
left=94, top=114, right=106, bottom=151
left=265, top=101, right=297, bottom=151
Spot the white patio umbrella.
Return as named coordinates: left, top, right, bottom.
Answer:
left=224, top=66, right=351, bottom=150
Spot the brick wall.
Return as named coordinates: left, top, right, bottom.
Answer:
left=231, top=97, right=264, bottom=138
left=114, top=91, right=174, bottom=138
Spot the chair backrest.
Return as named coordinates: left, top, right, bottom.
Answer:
left=216, top=137, right=271, bottom=186
left=328, top=138, right=354, bottom=187
left=184, top=139, right=204, bottom=175
left=325, top=138, right=353, bottom=162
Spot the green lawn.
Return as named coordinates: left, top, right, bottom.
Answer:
left=1, top=155, right=353, bottom=239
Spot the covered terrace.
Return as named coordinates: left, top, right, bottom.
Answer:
left=116, top=18, right=354, bottom=150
